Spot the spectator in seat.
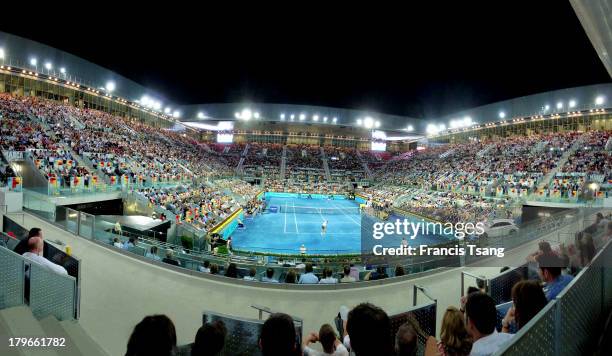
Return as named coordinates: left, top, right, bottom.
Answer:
left=259, top=313, right=300, bottom=356
left=426, top=306, right=472, bottom=356
left=370, top=266, right=389, bottom=280
left=146, top=246, right=161, bottom=261
left=319, top=267, right=338, bottom=284
left=285, top=269, right=297, bottom=284
left=126, top=314, right=176, bottom=356
left=123, top=237, right=136, bottom=249
left=22, top=236, right=68, bottom=275
left=244, top=267, right=257, bottom=281
left=224, top=263, right=238, bottom=278
left=262, top=267, right=278, bottom=283
left=192, top=320, right=227, bottom=356
left=395, top=322, right=418, bottom=356
left=298, top=263, right=319, bottom=284
left=536, top=253, right=574, bottom=300
left=209, top=263, right=219, bottom=275
left=113, top=237, right=123, bottom=248
left=395, top=265, right=406, bottom=277
left=162, top=249, right=180, bottom=266
left=502, top=280, right=547, bottom=332
left=464, top=293, right=513, bottom=356
left=303, top=323, right=349, bottom=356
left=199, top=260, right=211, bottom=273
left=14, top=227, right=43, bottom=255
left=346, top=303, right=393, bottom=356
left=340, top=266, right=356, bottom=283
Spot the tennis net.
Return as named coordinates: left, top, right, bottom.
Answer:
left=281, top=205, right=361, bottom=215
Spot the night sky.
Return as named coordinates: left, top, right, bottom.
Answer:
left=1, top=1, right=609, bottom=118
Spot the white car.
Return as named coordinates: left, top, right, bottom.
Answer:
left=481, top=219, right=519, bottom=238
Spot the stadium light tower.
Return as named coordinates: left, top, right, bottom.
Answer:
left=499, top=111, right=506, bottom=119
left=568, top=99, right=576, bottom=108
left=44, top=62, right=52, bottom=72
left=556, top=102, right=563, bottom=110
left=30, top=57, right=38, bottom=71
left=0, top=47, right=4, bottom=60
left=332, top=117, right=337, bottom=123
left=595, top=96, right=605, bottom=105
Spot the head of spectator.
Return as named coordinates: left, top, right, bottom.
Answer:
left=395, top=265, right=405, bottom=277
left=28, top=227, right=43, bottom=240
left=476, top=276, right=486, bottom=291
left=538, top=241, right=552, bottom=255
left=347, top=303, right=392, bottom=356
left=395, top=322, right=418, bottom=356
left=511, top=280, right=548, bottom=330
left=343, top=265, right=351, bottom=277
left=14, top=227, right=43, bottom=255
left=27, top=236, right=44, bottom=255
left=126, top=314, right=176, bottom=356
left=210, top=263, right=219, bottom=275
left=266, top=267, right=275, bottom=279
left=318, top=323, right=339, bottom=354
left=225, top=263, right=238, bottom=278
left=259, top=313, right=298, bottom=356
left=440, top=306, right=472, bottom=355
left=150, top=246, right=158, bottom=255
left=536, top=253, right=562, bottom=283
left=202, top=260, right=210, bottom=270
left=192, top=320, right=227, bottom=356
left=305, top=263, right=314, bottom=274
left=465, top=293, right=497, bottom=342
left=247, top=267, right=257, bottom=279
left=285, top=269, right=297, bottom=284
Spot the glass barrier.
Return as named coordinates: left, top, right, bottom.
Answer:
left=79, top=212, right=95, bottom=239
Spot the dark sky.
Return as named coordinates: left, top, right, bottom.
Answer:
left=1, top=1, right=609, bottom=118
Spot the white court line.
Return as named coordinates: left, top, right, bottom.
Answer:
left=330, top=201, right=361, bottom=227
left=292, top=201, right=299, bottom=233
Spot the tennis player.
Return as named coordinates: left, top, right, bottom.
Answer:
left=321, top=219, right=328, bottom=236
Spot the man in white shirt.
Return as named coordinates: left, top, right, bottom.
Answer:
left=22, top=237, right=68, bottom=276
left=465, top=293, right=513, bottom=356
left=298, top=263, right=319, bottom=284
left=303, top=324, right=349, bottom=356
left=319, top=268, right=338, bottom=284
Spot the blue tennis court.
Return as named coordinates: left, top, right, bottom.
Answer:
left=230, top=192, right=455, bottom=255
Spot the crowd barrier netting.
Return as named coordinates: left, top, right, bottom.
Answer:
left=201, top=310, right=303, bottom=356
left=494, top=239, right=612, bottom=356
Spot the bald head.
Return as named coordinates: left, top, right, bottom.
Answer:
left=28, top=236, right=43, bottom=254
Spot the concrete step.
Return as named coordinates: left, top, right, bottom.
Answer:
left=59, top=320, right=109, bottom=356
left=38, top=316, right=81, bottom=356
left=0, top=306, right=58, bottom=356
left=0, top=312, right=24, bottom=356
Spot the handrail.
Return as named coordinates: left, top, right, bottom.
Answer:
left=413, top=284, right=436, bottom=306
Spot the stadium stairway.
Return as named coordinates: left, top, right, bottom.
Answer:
left=355, top=151, right=372, bottom=179
left=280, top=146, right=287, bottom=178
left=0, top=306, right=108, bottom=356
left=537, top=134, right=587, bottom=190
left=476, top=143, right=496, bottom=158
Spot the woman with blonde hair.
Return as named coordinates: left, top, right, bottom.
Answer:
left=426, top=306, right=472, bottom=356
